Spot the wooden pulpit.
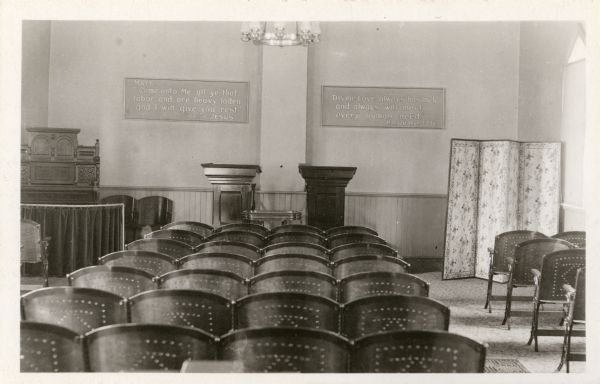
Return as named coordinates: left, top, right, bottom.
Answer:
left=202, top=163, right=261, bottom=226
left=298, top=165, right=357, bottom=230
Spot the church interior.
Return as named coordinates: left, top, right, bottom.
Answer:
left=10, top=13, right=597, bottom=378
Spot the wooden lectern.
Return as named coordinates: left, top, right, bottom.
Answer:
left=298, top=165, right=356, bottom=230
left=201, top=163, right=261, bottom=226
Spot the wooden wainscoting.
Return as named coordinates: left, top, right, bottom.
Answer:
left=560, top=203, right=585, bottom=232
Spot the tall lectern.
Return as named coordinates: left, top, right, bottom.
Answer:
left=298, top=165, right=357, bottom=230
left=202, top=163, right=261, bottom=226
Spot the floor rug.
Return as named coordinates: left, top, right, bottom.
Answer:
left=485, top=359, right=529, bottom=373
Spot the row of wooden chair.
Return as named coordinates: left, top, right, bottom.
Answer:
left=22, top=287, right=447, bottom=338
left=21, top=322, right=486, bottom=373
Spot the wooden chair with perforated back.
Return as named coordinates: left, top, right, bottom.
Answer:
left=129, top=289, right=233, bottom=336
left=214, top=223, right=270, bottom=237
left=339, top=271, right=430, bottom=302
left=266, top=231, right=328, bottom=247
left=329, top=242, right=398, bottom=262
left=85, top=323, right=217, bottom=372
left=162, top=221, right=214, bottom=237
left=234, top=292, right=340, bottom=332
left=99, top=250, right=177, bottom=276
left=325, top=225, right=378, bottom=237
left=219, top=327, right=350, bottom=372
left=551, top=231, right=585, bottom=248
left=126, top=238, right=193, bottom=259
left=101, top=195, right=136, bottom=243
left=529, top=248, right=585, bottom=351
left=20, top=219, right=51, bottom=287
left=145, top=229, right=204, bottom=247
left=21, top=321, right=86, bottom=372
left=204, top=230, right=266, bottom=248
left=21, top=287, right=128, bottom=335
left=194, top=240, right=261, bottom=261
left=341, top=294, right=449, bottom=339
left=254, top=254, right=332, bottom=275
left=134, top=196, right=173, bottom=239
left=262, top=242, right=329, bottom=258
left=333, top=255, right=410, bottom=279
left=484, top=230, right=547, bottom=313
left=249, top=270, right=338, bottom=300
left=179, top=252, right=254, bottom=279
left=327, top=233, right=387, bottom=249
left=503, top=238, right=574, bottom=328
left=157, top=269, right=248, bottom=300
left=351, top=330, right=486, bottom=373
left=557, top=267, right=585, bottom=372
left=270, top=224, right=324, bottom=236
left=67, top=265, right=156, bottom=298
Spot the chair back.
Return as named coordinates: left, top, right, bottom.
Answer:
left=135, top=196, right=173, bottom=226
left=204, top=230, right=265, bottom=247
left=85, top=324, right=216, bottom=372
left=21, top=287, right=127, bottom=334
left=351, top=330, right=486, bottom=373
left=572, top=268, right=585, bottom=322
left=67, top=265, right=156, bottom=298
left=99, top=250, right=177, bottom=276
left=235, top=292, right=340, bottom=332
left=492, top=230, right=547, bottom=273
left=270, top=224, right=324, bottom=235
left=262, top=242, right=329, bottom=258
left=326, top=225, right=378, bottom=237
left=21, top=321, right=86, bottom=372
left=214, top=223, right=269, bottom=237
left=512, top=238, right=573, bottom=286
left=101, top=195, right=135, bottom=224
left=266, top=232, right=327, bottom=247
left=179, top=252, right=254, bottom=279
left=333, top=255, right=410, bottom=279
left=129, top=289, right=232, bottom=336
left=551, top=231, right=585, bottom=248
left=161, top=221, right=213, bottom=237
left=328, top=233, right=387, bottom=249
left=219, top=327, right=350, bottom=372
left=330, top=242, right=398, bottom=262
left=126, top=238, right=193, bottom=258
left=20, top=218, right=42, bottom=263
left=158, top=269, right=247, bottom=300
left=194, top=240, right=261, bottom=260
left=339, top=271, right=429, bottom=302
left=254, top=254, right=331, bottom=275
left=539, top=249, right=586, bottom=301
left=249, top=271, right=337, bottom=300
left=342, top=295, right=449, bottom=339
left=145, top=229, right=204, bottom=247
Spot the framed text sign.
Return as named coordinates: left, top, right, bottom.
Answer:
left=322, top=86, right=445, bottom=129
left=124, top=78, right=249, bottom=123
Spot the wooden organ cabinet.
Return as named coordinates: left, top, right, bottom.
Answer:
left=21, top=128, right=100, bottom=204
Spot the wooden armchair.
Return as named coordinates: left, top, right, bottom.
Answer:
left=20, top=219, right=51, bottom=287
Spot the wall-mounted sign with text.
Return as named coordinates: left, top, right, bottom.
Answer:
left=322, top=86, right=445, bottom=129
left=124, top=78, right=249, bottom=123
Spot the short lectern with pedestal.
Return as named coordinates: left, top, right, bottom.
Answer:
left=201, top=163, right=261, bottom=226
left=298, top=165, right=357, bottom=230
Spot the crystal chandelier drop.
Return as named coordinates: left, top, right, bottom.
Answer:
left=241, top=22, right=321, bottom=47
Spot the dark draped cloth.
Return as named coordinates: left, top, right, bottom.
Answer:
left=21, top=204, right=124, bottom=276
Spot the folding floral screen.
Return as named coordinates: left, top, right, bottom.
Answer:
left=443, top=139, right=561, bottom=280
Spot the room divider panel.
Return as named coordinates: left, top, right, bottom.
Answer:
left=443, top=139, right=561, bottom=279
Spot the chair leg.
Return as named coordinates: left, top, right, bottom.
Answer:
left=485, top=271, right=494, bottom=312
left=556, top=322, right=569, bottom=372
left=533, top=302, right=541, bottom=351
left=566, top=323, right=573, bottom=373
left=527, top=301, right=538, bottom=346
left=502, top=283, right=513, bottom=328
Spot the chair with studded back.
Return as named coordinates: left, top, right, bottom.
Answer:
left=249, top=270, right=338, bottom=301
left=162, top=221, right=214, bottom=237
left=67, top=265, right=156, bottom=298
left=129, top=289, right=232, bottom=337
left=194, top=240, right=261, bottom=261
left=219, top=327, right=350, bottom=373
left=262, top=242, right=329, bottom=258
left=266, top=231, right=328, bottom=247
left=214, top=223, right=270, bottom=237
left=101, top=195, right=136, bottom=243
left=339, top=271, right=430, bottom=303
left=551, top=231, right=585, bottom=248
left=484, top=230, right=547, bottom=313
left=20, top=321, right=86, bottom=372
left=503, top=238, right=574, bottom=328
left=204, top=230, right=265, bottom=248
left=254, top=254, right=331, bottom=275
left=329, top=242, right=398, bottom=263
left=126, top=238, right=193, bottom=259
left=528, top=249, right=585, bottom=351
left=145, top=229, right=204, bottom=247
left=557, top=267, right=585, bottom=372
left=179, top=252, right=254, bottom=279
left=341, top=295, right=449, bottom=340
left=85, top=323, right=217, bottom=372
left=234, top=292, right=340, bottom=333
left=20, top=219, right=51, bottom=288
left=21, top=287, right=128, bottom=335
left=157, top=269, right=248, bottom=301
left=270, top=224, right=324, bottom=236
left=351, top=330, right=486, bottom=373
left=325, top=225, right=378, bottom=237
left=99, top=250, right=177, bottom=277
left=134, top=196, right=173, bottom=239
left=327, top=233, right=386, bottom=249
left=333, top=255, right=410, bottom=280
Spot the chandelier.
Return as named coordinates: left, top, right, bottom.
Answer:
left=241, top=22, right=321, bottom=47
